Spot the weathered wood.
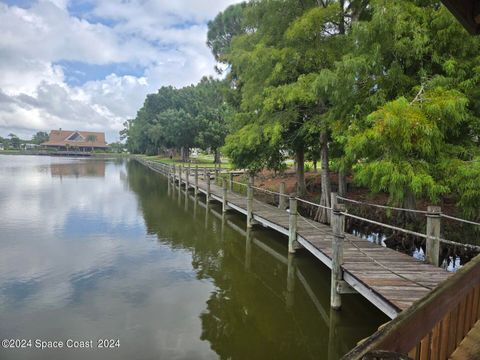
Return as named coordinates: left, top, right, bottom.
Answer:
left=222, top=178, right=230, bottom=213
left=331, top=204, right=346, bottom=310
left=331, top=192, right=338, bottom=224
left=206, top=171, right=211, bottom=202
left=342, top=254, right=480, bottom=360
left=288, top=197, right=298, bottom=254
left=279, top=182, right=287, bottom=210
left=450, top=320, right=480, bottom=360
left=194, top=166, right=199, bottom=197
left=247, top=181, right=254, bottom=228
left=426, top=206, right=441, bottom=266
left=229, top=172, right=234, bottom=191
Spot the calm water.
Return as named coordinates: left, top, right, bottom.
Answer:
left=0, top=156, right=387, bottom=360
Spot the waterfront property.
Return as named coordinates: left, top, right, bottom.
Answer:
left=41, top=129, right=108, bottom=152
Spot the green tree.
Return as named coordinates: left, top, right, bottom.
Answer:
left=31, top=131, right=49, bottom=145
left=8, top=133, right=20, bottom=149
left=336, top=0, right=480, bottom=212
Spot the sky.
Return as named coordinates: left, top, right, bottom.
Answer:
left=0, top=0, right=240, bottom=143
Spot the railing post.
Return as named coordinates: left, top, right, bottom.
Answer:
left=288, top=196, right=298, bottom=254
left=247, top=179, right=254, bottom=228
left=206, top=171, right=211, bottom=202
left=330, top=192, right=338, bottom=227
left=185, top=165, right=190, bottom=191
left=331, top=204, right=346, bottom=310
left=172, top=165, right=176, bottom=185
left=279, top=182, right=287, bottom=210
left=215, top=168, right=219, bottom=186
left=229, top=172, right=234, bottom=192
left=179, top=165, right=182, bottom=187
left=222, top=178, right=229, bottom=213
left=194, top=165, right=198, bottom=198
left=426, top=206, right=441, bottom=267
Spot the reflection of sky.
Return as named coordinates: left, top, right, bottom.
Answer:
left=0, top=155, right=216, bottom=360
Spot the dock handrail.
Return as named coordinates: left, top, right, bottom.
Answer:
left=342, top=253, right=480, bottom=360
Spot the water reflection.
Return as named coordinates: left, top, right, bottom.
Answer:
left=127, top=161, right=388, bottom=359
left=50, top=161, right=106, bottom=178
left=0, top=156, right=387, bottom=360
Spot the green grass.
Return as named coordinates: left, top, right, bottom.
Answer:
left=143, top=155, right=235, bottom=169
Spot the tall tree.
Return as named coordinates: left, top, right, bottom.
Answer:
left=32, top=131, right=49, bottom=145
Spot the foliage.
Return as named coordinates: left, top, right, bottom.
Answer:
left=123, top=77, right=231, bottom=162
left=31, top=131, right=49, bottom=145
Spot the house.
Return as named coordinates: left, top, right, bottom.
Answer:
left=41, top=129, right=108, bottom=151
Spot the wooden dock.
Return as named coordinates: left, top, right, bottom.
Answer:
left=138, top=158, right=451, bottom=321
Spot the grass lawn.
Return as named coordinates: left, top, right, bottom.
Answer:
left=143, top=155, right=236, bottom=169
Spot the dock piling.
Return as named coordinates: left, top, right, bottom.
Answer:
left=229, top=172, right=234, bottom=192
left=247, top=178, right=254, bottom=228
left=279, top=182, right=287, bottom=210
left=194, top=166, right=198, bottom=197
left=288, top=196, right=298, bottom=254
left=426, top=206, right=441, bottom=267
left=206, top=171, right=211, bottom=202
left=222, top=178, right=230, bottom=213
left=331, top=204, right=346, bottom=310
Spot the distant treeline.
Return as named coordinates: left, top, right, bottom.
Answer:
left=123, top=0, right=480, bottom=220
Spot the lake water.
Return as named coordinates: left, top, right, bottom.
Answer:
left=0, top=156, right=387, bottom=360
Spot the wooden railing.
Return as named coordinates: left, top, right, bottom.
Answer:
left=343, top=254, right=480, bottom=360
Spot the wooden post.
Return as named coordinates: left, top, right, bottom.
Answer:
left=167, top=166, right=171, bottom=193
left=288, top=196, right=298, bottom=254
left=172, top=165, right=176, bottom=185
left=185, top=166, right=190, bottom=191
left=206, top=171, right=211, bottom=202
left=330, top=192, right=338, bottom=227
left=222, top=178, right=229, bottom=213
left=179, top=165, right=183, bottom=187
left=215, top=168, right=219, bottom=185
left=279, top=182, right=287, bottom=210
left=247, top=180, right=254, bottom=228
left=426, top=206, right=441, bottom=267
left=245, top=228, right=252, bottom=271
left=194, top=165, right=199, bottom=198
left=286, top=253, right=296, bottom=308
left=331, top=204, right=346, bottom=310
left=229, top=172, right=234, bottom=191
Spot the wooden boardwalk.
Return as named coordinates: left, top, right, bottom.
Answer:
left=139, top=159, right=450, bottom=320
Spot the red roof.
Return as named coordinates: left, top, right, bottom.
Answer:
left=42, top=130, right=108, bottom=148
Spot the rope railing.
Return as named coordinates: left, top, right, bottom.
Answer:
left=341, top=212, right=428, bottom=239
left=439, top=238, right=480, bottom=251
left=337, top=195, right=429, bottom=214
left=295, top=197, right=331, bottom=211
left=441, top=213, right=480, bottom=227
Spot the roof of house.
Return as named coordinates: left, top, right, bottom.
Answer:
left=42, top=130, right=108, bottom=148
left=441, top=0, right=480, bottom=35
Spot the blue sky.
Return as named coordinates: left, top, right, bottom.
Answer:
left=0, top=0, right=239, bottom=142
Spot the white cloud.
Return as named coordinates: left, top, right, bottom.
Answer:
left=0, top=0, right=241, bottom=142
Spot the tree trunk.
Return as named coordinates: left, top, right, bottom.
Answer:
left=296, top=148, right=306, bottom=196
left=315, top=131, right=331, bottom=223
left=338, top=169, right=347, bottom=197
left=214, top=148, right=221, bottom=164
left=402, top=190, right=417, bottom=222
left=313, top=159, right=318, bottom=173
